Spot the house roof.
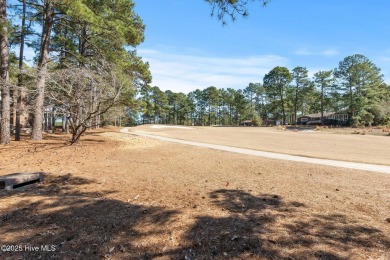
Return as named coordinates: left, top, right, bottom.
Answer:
left=299, top=112, right=336, bottom=118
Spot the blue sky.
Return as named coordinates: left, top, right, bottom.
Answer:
left=133, top=0, right=390, bottom=93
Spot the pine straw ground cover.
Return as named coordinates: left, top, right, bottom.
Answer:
left=0, top=127, right=389, bottom=259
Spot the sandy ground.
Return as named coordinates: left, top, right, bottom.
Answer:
left=127, top=128, right=390, bottom=174
left=131, top=125, right=390, bottom=166
left=0, top=126, right=389, bottom=259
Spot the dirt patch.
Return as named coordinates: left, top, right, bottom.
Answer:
left=0, top=127, right=389, bottom=259
left=128, top=129, right=390, bottom=174
left=132, top=125, right=390, bottom=166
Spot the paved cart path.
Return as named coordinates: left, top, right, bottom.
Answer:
left=120, top=128, right=390, bottom=174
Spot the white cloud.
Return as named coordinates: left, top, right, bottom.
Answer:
left=321, top=49, right=339, bottom=56
left=294, top=48, right=339, bottom=57
left=138, top=48, right=289, bottom=93
left=378, top=56, right=390, bottom=62
left=294, top=49, right=313, bottom=56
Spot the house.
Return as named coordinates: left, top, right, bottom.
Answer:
left=298, top=112, right=349, bottom=125
left=240, top=120, right=254, bottom=126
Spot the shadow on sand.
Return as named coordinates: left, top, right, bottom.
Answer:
left=0, top=178, right=389, bottom=259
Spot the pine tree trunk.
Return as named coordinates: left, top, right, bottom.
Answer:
left=11, top=90, right=16, bottom=127
left=294, top=86, right=298, bottom=124
left=229, top=104, right=232, bottom=126
left=65, top=116, right=69, bottom=133
left=31, top=1, right=54, bottom=140
left=0, top=0, right=10, bottom=144
left=321, top=84, right=324, bottom=125
left=17, top=0, right=30, bottom=140
left=62, top=115, right=66, bottom=132
left=280, top=90, right=286, bottom=125
left=96, top=110, right=100, bottom=129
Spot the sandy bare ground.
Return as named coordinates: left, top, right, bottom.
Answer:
left=131, top=125, right=390, bottom=166
left=126, top=128, right=390, bottom=174
left=0, top=127, right=389, bottom=259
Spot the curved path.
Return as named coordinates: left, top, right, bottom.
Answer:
left=120, top=128, right=390, bottom=174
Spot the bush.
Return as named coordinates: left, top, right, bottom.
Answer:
left=252, top=118, right=262, bottom=126
left=351, top=116, right=362, bottom=127
left=361, top=111, right=374, bottom=127
left=351, top=111, right=375, bottom=127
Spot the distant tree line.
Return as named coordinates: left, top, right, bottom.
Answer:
left=139, top=54, right=390, bottom=127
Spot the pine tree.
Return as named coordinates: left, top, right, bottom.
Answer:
left=264, top=66, right=292, bottom=125
left=314, top=70, right=333, bottom=125
left=0, top=0, right=10, bottom=144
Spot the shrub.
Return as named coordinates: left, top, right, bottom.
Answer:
left=252, top=118, right=262, bottom=126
